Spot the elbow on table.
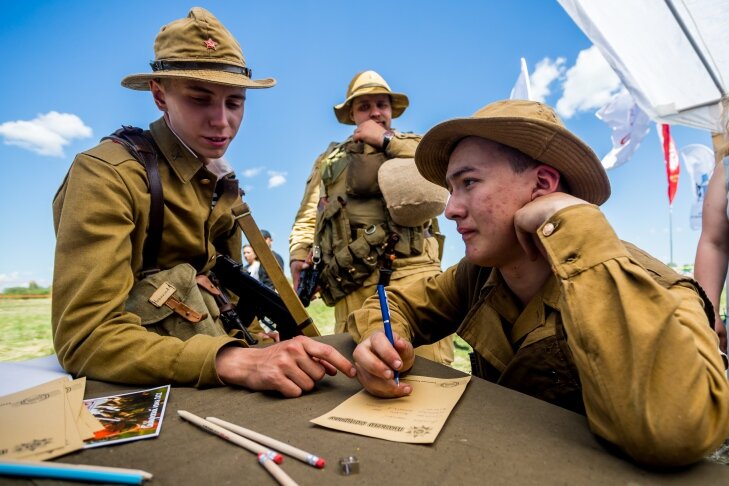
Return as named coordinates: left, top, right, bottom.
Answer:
left=614, top=409, right=729, bottom=467
left=53, top=336, right=85, bottom=378
left=53, top=323, right=101, bottom=380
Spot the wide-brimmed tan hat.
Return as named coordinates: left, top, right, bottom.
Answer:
left=415, top=99, right=611, bottom=205
left=333, top=71, right=409, bottom=125
left=121, top=7, right=275, bottom=91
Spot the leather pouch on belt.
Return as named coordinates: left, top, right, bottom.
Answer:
left=125, top=263, right=227, bottom=341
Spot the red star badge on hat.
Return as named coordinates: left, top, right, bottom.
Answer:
left=204, top=38, right=217, bottom=50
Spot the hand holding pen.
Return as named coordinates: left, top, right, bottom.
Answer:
left=351, top=283, right=414, bottom=398
left=376, top=284, right=400, bottom=385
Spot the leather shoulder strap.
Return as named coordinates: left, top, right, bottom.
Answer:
left=102, top=126, right=163, bottom=275
left=230, top=201, right=319, bottom=337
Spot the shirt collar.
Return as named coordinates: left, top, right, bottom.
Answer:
left=486, top=269, right=563, bottom=344
left=149, top=117, right=204, bottom=184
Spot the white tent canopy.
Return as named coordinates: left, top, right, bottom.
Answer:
left=558, top=0, right=729, bottom=132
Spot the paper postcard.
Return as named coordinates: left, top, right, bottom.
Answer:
left=311, top=375, right=470, bottom=443
left=0, top=377, right=81, bottom=460
left=83, top=385, right=171, bottom=448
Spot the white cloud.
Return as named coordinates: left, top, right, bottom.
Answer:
left=530, top=57, right=566, bottom=103
left=0, top=271, right=49, bottom=291
left=267, top=171, right=287, bottom=188
left=0, top=111, right=92, bottom=157
left=555, top=46, right=622, bottom=119
left=0, top=272, right=21, bottom=285
left=242, top=167, right=263, bottom=178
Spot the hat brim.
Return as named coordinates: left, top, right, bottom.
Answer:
left=333, top=88, right=409, bottom=125
left=121, top=70, right=276, bottom=90
left=415, top=117, right=611, bottom=205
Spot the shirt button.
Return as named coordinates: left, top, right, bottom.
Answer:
left=542, top=223, right=555, bottom=236
left=200, top=178, right=211, bottom=185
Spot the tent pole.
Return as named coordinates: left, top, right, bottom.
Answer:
left=664, top=0, right=727, bottom=97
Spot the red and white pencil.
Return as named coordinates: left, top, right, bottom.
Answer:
left=207, top=416, right=325, bottom=469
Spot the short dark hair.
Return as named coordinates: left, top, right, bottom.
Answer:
left=494, top=142, right=538, bottom=173
left=491, top=141, right=571, bottom=193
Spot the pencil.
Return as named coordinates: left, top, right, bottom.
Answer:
left=207, top=416, right=325, bottom=468
left=177, top=410, right=283, bottom=464
left=0, top=459, right=152, bottom=485
left=258, top=452, right=299, bottom=486
left=377, top=284, right=399, bottom=384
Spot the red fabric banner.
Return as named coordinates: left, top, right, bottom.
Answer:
left=661, top=124, right=680, bottom=205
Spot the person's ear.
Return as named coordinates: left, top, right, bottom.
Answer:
left=150, top=80, right=167, bottom=112
left=531, top=164, right=561, bottom=200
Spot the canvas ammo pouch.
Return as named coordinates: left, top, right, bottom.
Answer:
left=316, top=142, right=433, bottom=304
left=316, top=197, right=388, bottom=305
left=125, top=263, right=228, bottom=341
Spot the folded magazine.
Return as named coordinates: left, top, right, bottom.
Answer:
left=83, top=384, right=170, bottom=448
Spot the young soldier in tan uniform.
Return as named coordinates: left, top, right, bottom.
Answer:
left=350, top=100, right=729, bottom=466
left=52, top=7, right=355, bottom=397
left=289, top=71, right=454, bottom=364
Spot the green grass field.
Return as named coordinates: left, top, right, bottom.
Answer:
left=0, top=297, right=472, bottom=373
left=0, top=298, right=54, bottom=361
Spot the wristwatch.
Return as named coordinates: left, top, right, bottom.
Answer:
left=382, top=130, right=394, bottom=152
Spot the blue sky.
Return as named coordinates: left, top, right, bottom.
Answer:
left=0, top=0, right=717, bottom=290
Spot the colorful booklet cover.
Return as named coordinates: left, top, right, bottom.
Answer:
left=83, top=385, right=171, bottom=448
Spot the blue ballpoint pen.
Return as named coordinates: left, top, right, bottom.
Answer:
left=376, top=284, right=399, bottom=385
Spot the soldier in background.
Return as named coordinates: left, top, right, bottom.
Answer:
left=258, top=230, right=285, bottom=290
left=289, top=70, right=454, bottom=365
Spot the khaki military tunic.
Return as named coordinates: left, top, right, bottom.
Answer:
left=349, top=204, right=729, bottom=467
left=52, top=118, right=246, bottom=387
left=290, top=132, right=453, bottom=364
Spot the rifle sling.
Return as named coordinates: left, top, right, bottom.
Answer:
left=102, top=127, right=164, bottom=275
left=231, top=202, right=319, bottom=337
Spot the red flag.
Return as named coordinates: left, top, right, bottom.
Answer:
left=659, top=124, right=680, bottom=205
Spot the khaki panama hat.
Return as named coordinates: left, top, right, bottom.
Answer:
left=121, top=7, right=275, bottom=91
left=333, top=70, right=409, bottom=125
left=415, top=99, right=611, bottom=205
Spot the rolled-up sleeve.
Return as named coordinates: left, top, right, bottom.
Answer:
left=384, top=132, right=420, bottom=158
left=289, top=153, right=325, bottom=262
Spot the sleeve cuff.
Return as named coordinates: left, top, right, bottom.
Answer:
left=175, top=335, right=244, bottom=387
left=538, top=204, right=631, bottom=279
left=350, top=307, right=411, bottom=344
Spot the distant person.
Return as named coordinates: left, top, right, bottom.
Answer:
left=51, top=7, right=355, bottom=397
left=694, top=131, right=729, bottom=354
left=242, top=244, right=260, bottom=281
left=289, top=70, right=453, bottom=364
left=349, top=99, right=729, bottom=467
left=258, top=230, right=285, bottom=290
